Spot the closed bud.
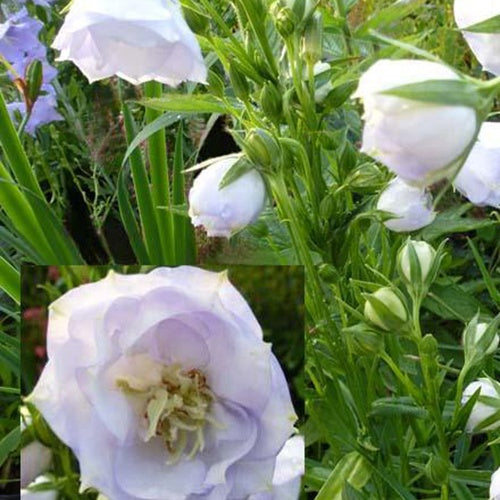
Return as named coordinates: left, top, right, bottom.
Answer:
left=398, top=240, right=437, bottom=291
left=463, top=316, right=499, bottom=363
left=344, top=323, right=384, bottom=356
left=181, top=6, right=210, bottom=35
left=461, top=378, right=500, bottom=433
left=26, top=59, right=43, bottom=109
left=245, top=128, right=281, bottom=168
left=301, top=12, right=322, bottom=64
left=188, top=156, right=266, bottom=238
left=318, top=263, right=339, bottom=283
left=261, top=82, right=283, bottom=121
left=419, top=334, right=439, bottom=379
left=229, top=64, right=250, bottom=101
left=364, top=287, right=408, bottom=332
left=425, top=455, right=449, bottom=486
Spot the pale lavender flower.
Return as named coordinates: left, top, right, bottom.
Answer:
left=28, top=267, right=298, bottom=499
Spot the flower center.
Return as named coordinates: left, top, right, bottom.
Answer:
left=117, top=364, right=215, bottom=464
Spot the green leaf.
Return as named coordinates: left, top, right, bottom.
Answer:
left=382, top=79, right=484, bottom=109
left=370, top=397, right=429, bottom=419
left=219, top=156, right=255, bottom=189
left=462, top=14, right=500, bottom=34
left=120, top=93, right=162, bottom=263
left=356, top=0, right=426, bottom=36
left=467, top=237, right=500, bottom=305
left=425, top=282, right=490, bottom=321
left=140, top=94, right=237, bottom=115
left=421, top=206, right=496, bottom=241
left=449, top=481, right=476, bottom=500
left=0, top=426, right=20, bottom=468
left=117, top=168, right=149, bottom=264
left=122, top=111, right=197, bottom=167
left=0, top=255, right=19, bottom=304
left=316, top=452, right=371, bottom=500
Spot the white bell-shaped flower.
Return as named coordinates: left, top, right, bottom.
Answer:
left=52, top=0, right=207, bottom=85
left=454, top=0, right=500, bottom=76
left=453, top=122, right=500, bottom=208
left=188, top=156, right=267, bottom=238
left=377, top=178, right=436, bottom=233
left=354, top=59, right=477, bottom=186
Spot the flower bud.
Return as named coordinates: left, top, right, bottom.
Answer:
left=419, top=334, right=439, bottom=379
left=463, top=318, right=499, bottom=361
left=461, top=378, right=500, bottom=433
left=344, top=323, right=384, bottom=356
left=21, top=407, right=52, bottom=489
left=25, top=59, right=43, bottom=109
left=454, top=0, right=500, bottom=76
left=491, top=467, right=500, bottom=500
left=377, top=178, right=436, bottom=233
left=21, top=475, right=57, bottom=500
left=260, top=82, right=283, bottom=122
left=229, top=64, right=250, bottom=101
left=245, top=128, right=281, bottom=168
left=425, top=455, right=449, bottom=486
left=364, top=287, right=408, bottom=332
left=354, top=59, right=477, bottom=186
left=301, top=12, right=322, bottom=64
left=398, top=240, right=437, bottom=288
left=188, top=156, right=267, bottom=238
left=453, top=122, right=500, bottom=208
left=272, top=5, right=297, bottom=38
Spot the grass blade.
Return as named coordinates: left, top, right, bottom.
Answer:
left=0, top=255, right=19, bottom=305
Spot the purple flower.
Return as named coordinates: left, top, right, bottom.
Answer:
left=7, top=92, right=62, bottom=135
left=0, top=8, right=61, bottom=133
left=28, top=267, right=299, bottom=499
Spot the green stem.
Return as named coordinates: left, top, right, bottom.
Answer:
left=271, top=172, right=341, bottom=347
left=144, top=81, right=175, bottom=264
left=119, top=82, right=162, bottom=263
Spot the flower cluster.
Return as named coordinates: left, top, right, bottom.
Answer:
left=0, top=7, right=61, bottom=134
left=354, top=0, right=500, bottom=233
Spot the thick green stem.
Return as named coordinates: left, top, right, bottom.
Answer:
left=144, top=81, right=175, bottom=264
left=119, top=82, right=162, bottom=263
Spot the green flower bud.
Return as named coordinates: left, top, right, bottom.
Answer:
left=398, top=240, right=436, bottom=288
left=301, top=12, right=322, bottom=64
left=273, top=6, right=297, bottom=38
left=344, top=323, right=384, bottom=356
left=419, top=334, right=439, bottom=379
left=229, top=64, right=250, bottom=101
left=26, top=59, right=43, bottom=109
left=318, top=263, right=339, bottom=283
left=463, top=314, right=500, bottom=364
left=181, top=6, right=210, bottom=35
left=364, top=287, right=408, bottom=332
left=245, top=128, right=281, bottom=168
left=260, top=82, right=283, bottom=122
left=425, top=455, right=449, bottom=486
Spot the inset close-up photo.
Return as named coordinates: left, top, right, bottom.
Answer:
left=1, top=0, right=500, bottom=499
left=20, top=265, right=305, bottom=499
